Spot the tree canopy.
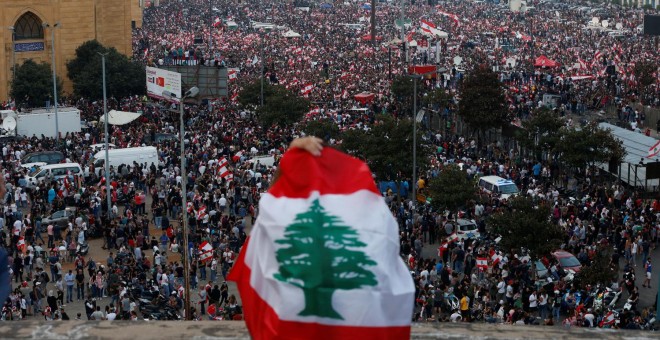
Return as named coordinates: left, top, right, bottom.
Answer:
left=553, top=123, right=625, bottom=170
left=428, top=164, right=477, bottom=212
left=238, top=80, right=310, bottom=128
left=301, top=119, right=340, bottom=141
left=10, top=59, right=63, bottom=108
left=516, top=107, right=564, bottom=156
left=339, top=115, right=430, bottom=181
left=458, top=65, right=509, bottom=136
left=66, top=40, right=146, bottom=100
left=488, top=197, right=564, bottom=259
left=576, top=246, right=617, bottom=289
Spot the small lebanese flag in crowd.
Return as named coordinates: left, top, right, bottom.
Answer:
left=17, top=237, right=25, bottom=252
left=405, top=31, right=415, bottom=43
left=197, top=205, right=207, bottom=220
left=492, top=253, right=502, bottom=267
left=446, top=233, right=459, bottom=244
left=228, top=147, right=414, bottom=340
left=199, top=241, right=214, bottom=263
left=476, top=257, right=488, bottom=271
left=592, top=50, right=602, bottom=66
left=420, top=20, right=437, bottom=35
left=648, top=140, right=660, bottom=159
left=143, top=48, right=149, bottom=59
left=213, top=17, right=222, bottom=27
left=577, top=58, right=588, bottom=70
left=228, top=69, right=238, bottom=81
left=301, top=83, right=314, bottom=95
left=217, top=157, right=233, bottom=181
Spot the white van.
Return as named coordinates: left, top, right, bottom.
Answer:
left=26, top=163, right=83, bottom=188
left=478, top=175, right=519, bottom=199
left=93, top=146, right=159, bottom=171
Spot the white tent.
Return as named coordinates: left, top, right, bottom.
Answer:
left=100, top=110, right=142, bottom=125
left=282, top=30, right=301, bottom=38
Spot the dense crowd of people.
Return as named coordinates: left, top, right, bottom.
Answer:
left=0, top=0, right=659, bottom=329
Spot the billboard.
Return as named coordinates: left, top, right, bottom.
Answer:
left=644, top=15, right=660, bottom=36
left=146, top=66, right=182, bottom=102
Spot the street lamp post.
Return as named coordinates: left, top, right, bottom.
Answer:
left=43, top=22, right=61, bottom=143
left=408, top=69, right=436, bottom=209
left=260, top=32, right=264, bottom=106
left=99, top=52, right=112, bottom=215
left=165, top=87, right=199, bottom=320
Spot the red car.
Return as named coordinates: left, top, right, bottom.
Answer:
left=552, top=250, right=582, bottom=273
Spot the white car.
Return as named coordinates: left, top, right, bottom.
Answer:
left=90, top=143, right=116, bottom=153
left=455, top=219, right=480, bottom=241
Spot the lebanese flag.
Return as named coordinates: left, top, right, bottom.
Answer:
left=476, top=257, right=488, bottom=271
left=491, top=253, right=502, bottom=267
left=17, top=237, right=25, bottom=252
left=213, top=17, right=222, bottom=27
left=199, top=241, right=214, bottom=263
left=445, top=233, right=459, bottom=244
left=420, top=20, right=437, bottom=35
left=197, top=205, right=207, bottom=220
left=228, top=147, right=414, bottom=340
left=228, top=69, right=238, bottom=81
left=648, top=140, right=660, bottom=158
left=405, top=31, right=415, bottom=43
left=217, top=157, right=233, bottom=181
left=301, top=83, right=314, bottom=95
left=592, top=50, right=602, bottom=66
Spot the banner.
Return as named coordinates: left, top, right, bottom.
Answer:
left=146, top=67, right=182, bottom=102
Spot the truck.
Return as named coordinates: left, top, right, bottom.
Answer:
left=16, top=107, right=81, bottom=139
left=92, top=146, right=159, bottom=171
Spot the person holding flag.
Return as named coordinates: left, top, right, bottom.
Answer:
left=229, top=137, right=414, bottom=339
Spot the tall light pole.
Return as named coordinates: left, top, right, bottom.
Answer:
left=43, top=22, right=61, bottom=143
left=165, top=86, right=199, bottom=320
left=260, top=32, right=264, bottom=106
left=409, top=69, right=436, bottom=209
left=99, top=52, right=112, bottom=215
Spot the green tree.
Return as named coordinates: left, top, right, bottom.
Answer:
left=488, top=197, right=564, bottom=259
left=274, top=199, right=377, bottom=319
left=517, top=108, right=564, bottom=156
left=67, top=40, right=146, bottom=99
left=422, top=87, right=452, bottom=109
left=391, top=75, right=414, bottom=105
left=458, top=65, right=509, bottom=142
left=239, top=81, right=309, bottom=128
left=428, top=164, right=476, bottom=212
left=633, top=61, right=657, bottom=104
left=10, top=59, right=63, bottom=108
left=340, top=115, right=430, bottom=181
left=301, top=119, right=340, bottom=140
left=576, top=246, right=617, bottom=289
left=553, top=123, right=625, bottom=171
left=237, top=80, right=276, bottom=108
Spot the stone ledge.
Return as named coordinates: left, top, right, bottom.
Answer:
left=0, top=321, right=656, bottom=339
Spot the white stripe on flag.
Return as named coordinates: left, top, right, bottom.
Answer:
left=245, top=191, right=414, bottom=326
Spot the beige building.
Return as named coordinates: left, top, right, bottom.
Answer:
left=0, top=0, right=144, bottom=103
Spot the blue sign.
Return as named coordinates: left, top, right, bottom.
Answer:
left=15, top=42, right=45, bottom=52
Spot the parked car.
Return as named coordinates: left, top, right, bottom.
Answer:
left=22, top=151, right=64, bottom=165
left=41, top=207, right=77, bottom=229
left=552, top=250, right=582, bottom=273
left=455, top=219, right=480, bottom=240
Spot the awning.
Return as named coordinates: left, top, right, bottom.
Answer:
left=534, top=55, right=560, bottom=68
left=408, top=65, right=437, bottom=77
left=100, top=110, right=142, bottom=125
left=354, top=92, right=375, bottom=105
left=282, top=30, right=301, bottom=38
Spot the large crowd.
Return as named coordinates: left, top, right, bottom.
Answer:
left=0, top=0, right=659, bottom=329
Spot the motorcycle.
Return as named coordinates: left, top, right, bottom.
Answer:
left=76, top=242, right=89, bottom=256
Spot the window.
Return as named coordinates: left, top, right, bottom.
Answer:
left=14, top=12, right=44, bottom=40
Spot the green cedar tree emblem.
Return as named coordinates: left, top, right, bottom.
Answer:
left=274, top=199, right=377, bottom=319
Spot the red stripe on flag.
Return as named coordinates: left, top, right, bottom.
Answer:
left=228, top=238, right=411, bottom=340
left=268, top=148, right=379, bottom=198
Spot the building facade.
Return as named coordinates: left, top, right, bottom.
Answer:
left=0, top=0, right=144, bottom=103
